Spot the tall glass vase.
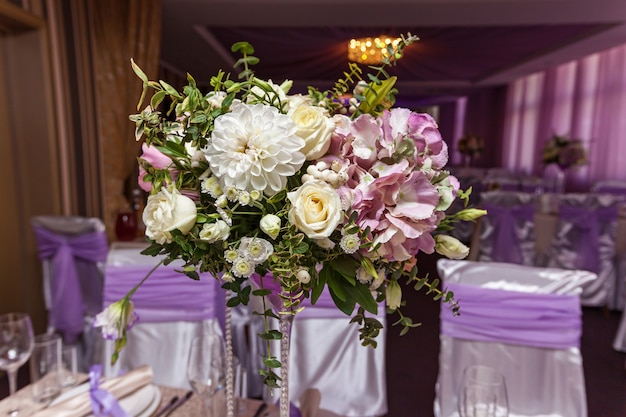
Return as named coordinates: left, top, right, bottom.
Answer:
left=544, top=163, right=565, bottom=193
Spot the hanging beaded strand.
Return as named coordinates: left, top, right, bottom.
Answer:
left=225, top=288, right=234, bottom=417
left=279, top=313, right=292, bottom=417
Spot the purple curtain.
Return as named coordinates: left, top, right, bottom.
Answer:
left=501, top=43, right=626, bottom=188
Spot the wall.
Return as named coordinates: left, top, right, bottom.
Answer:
left=0, top=3, right=61, bottom=333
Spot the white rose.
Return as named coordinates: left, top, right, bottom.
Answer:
left=289, top=104, right=335, bottom=160
left=143, top=188, right=197, bottom=244
left=199, top=220, right=230, bottom=243
left=260, top=214, right=281, bottom=240
left=287, top=180, right=342, bottom=239
left=434, top=235, right=470, bottom=260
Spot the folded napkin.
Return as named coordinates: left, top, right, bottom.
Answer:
left=32, top=365, right=153, bottom=417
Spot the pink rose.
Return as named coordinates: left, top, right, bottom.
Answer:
left=137, top=143, right=174, bottom=192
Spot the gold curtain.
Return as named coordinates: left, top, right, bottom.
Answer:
left=88, top=0, right=161, bottom=240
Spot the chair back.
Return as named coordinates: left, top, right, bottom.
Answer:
left=434, top=259, right=594, bottom=417
left=545, top=193, right=625, bottom=307
left=478, top=191, right=538, bottom=265
left=31, top=215, right=108, bottom=343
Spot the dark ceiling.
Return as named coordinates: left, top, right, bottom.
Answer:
left=160, top=0, right=626, bottom=104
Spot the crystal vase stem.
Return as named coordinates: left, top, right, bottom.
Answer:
left=279, top=313, right=293, bottom=417
left=225, top=289, right=234, bottom=417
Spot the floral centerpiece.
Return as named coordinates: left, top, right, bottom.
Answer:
left=457, top=133, right=484, bottom=160
left=541, top=133, right=588, bottom=170
left=96, top=33, right=483, bottom=417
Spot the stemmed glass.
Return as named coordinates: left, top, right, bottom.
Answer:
left=0, top=313, right=35, bottom=416
left=458, top=365, right=509, bottom=417
left=187, top=333, right=227, bottom=416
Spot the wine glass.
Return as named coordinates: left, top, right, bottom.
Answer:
left=458, top=365, right=509, bottom=417
left=0, top=313, right=35, bottom=416
left=187, top=333, right=227, bottom=416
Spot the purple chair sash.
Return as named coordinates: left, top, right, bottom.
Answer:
left=33, top=225, right=108, bottom=343
left=559, top=204, right=618, bottom=274
left=104, top=264, right=221, bottom=323
left=482, top=203, right=535, bottom=264
left=440, top=282, right=582, bottom=349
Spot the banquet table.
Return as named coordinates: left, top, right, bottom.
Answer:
left=0, top=376, right=279, bottom=417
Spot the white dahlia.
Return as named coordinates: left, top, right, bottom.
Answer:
left=205, top=102, right=306, bottom=196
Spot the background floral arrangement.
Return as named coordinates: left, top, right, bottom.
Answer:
left=457, top=133, right=484, bottom=159
left=541, top=133, right=588, bottom=170
left=97, top=34, right=483, bottom=389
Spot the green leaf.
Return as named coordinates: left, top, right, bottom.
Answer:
left=263, top=357, right=281, bottom=368
left=231, top=41, right=255, bottom=55
left=130, top=58, right=148, bottom=83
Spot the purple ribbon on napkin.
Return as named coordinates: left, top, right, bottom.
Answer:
left=559, top=204, right=618, bottom=274
left=482, top=203, right=535, bottom=264
left=440, top=282, right=582, bottom=349
left=89, top=365, right=130, bottom=417
left=32, top=225, right=108, bottom=343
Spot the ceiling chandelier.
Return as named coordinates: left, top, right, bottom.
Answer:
left=348, top=36, right=403, bottom=65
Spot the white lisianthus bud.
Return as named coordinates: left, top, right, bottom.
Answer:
left=296, top=269, right=311, bottom=284
left=94, top=298, right=138, bottom=340
left=434, top=235, right=470, bottom=260
left=385, top=280, right=402, bottom=311
left=260, top=214, right=281, bottom=240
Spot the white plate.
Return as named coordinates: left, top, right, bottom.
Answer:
left=51, top=382, right=161, bottom=417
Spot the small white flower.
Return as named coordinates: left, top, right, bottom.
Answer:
left=199, top=220, right=230, bottom=243
left=356, top=267, right=373, bottom=285
left=239, top=237, right=274, bottom=264
left=224, top=249, right=239, bottom=263
left=340, top=234, right=361, bottom=254
left=250, top=189, right=262, bottom=201
left=232, top=257, right=254, bottom=278
left=94, top=299, right=138, bottom=340
left=260, top=214, right=281, bottom=240
left=215, top=195, right=228, bottom=208
left=221, top=273, right=235, bottom=283
left=225, top=187, right=239, bottom=202
left=201, top=176, right=223, bottom=198
left=238, top=191, right=251, bottom=206
left=296, top=269, right=311, bottom=284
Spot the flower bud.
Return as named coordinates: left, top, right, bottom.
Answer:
left=434, top=235, right=470, bottom=260
left=260, top=214, right=281, bottom=240
left=385, top=280, right=402, bottom=311
left=456, top=208, right=487, bottom=221
left=296, top=269, right=311, bottom=284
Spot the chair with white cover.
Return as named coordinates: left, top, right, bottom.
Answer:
left=289, top=289, right=387, bottom=417
left=434, top=259, right=595, bottom=417
left=543, top=193, right=624, bottom=308
left=477, top=191, right=538, bottom=266
left=31, top=215, right=109, bottom=371
left=103, top=242, right=226, bottom=389
left=252, top=275, right=387, bottom=417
